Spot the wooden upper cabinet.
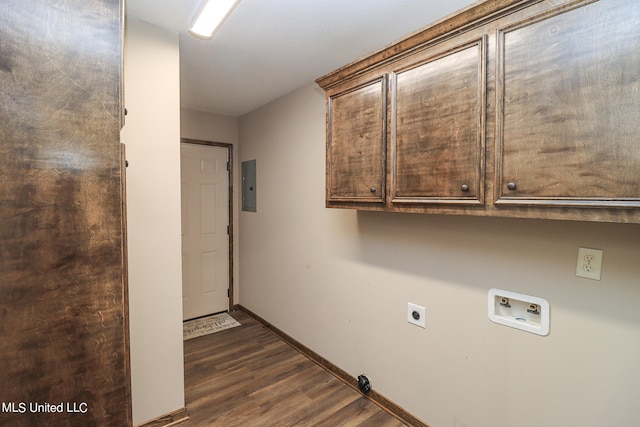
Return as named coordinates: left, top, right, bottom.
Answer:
left=318, top=0, right=640, bottom=223
left=391, top=38, right=486, bottom=205
left=496, top=0, right=640, bottom=207
left=327, top=75, right=387, bottom=203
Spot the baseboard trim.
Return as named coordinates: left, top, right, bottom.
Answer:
left=236, top=305, right=430, bottom=427
left=135, top=407, right=189, bottom=427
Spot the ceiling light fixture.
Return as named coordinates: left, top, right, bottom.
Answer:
left=189, top=0, right=241, bottom=40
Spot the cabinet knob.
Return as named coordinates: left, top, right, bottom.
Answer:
left=461, top=184, right=469, bottom=192
left=370, top=186, right=377, bottom=193
left=507, top=182, right=517, bottom=190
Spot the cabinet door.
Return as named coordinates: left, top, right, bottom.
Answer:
left=496, top=0, right=640, bottom=207
left=327, top=75, right=387, bottom=203
left=0, top=0, right=131, bottom=425
left=391, top=38, right=486, bottom=204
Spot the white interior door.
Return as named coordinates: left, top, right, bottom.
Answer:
left=181, top=143, right=229, bottom=320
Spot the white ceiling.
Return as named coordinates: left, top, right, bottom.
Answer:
left=126, top=0, right=479, bottom=117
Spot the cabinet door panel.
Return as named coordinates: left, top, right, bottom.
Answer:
left=0, top=0, right=131, bottom=425
left=328, top=76, right=387, bottom=203
left=392, top=39, right=485, bottom=204
left=496, top=0, right=640, bottom=207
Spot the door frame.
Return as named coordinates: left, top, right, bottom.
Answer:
left=180, top=138, right=234, bottom=312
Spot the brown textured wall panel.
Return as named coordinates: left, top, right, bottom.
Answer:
left=0, top=0, right=131, bottom=426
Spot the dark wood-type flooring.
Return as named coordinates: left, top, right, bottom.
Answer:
left=182, top=310, right=408, bottom=426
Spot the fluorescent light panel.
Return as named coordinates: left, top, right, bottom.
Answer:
left=189, top=0, right=240, bottom=39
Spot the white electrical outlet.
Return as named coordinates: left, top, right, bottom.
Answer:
left=576, top=247, right=603, bottom=280
left=407, top=303, right=426, bottom=329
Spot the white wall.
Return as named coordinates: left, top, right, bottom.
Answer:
left=121, top=20, right=185, bottom=425
left=238, top=83, right=640, bottom=427
left=181, top=108, right=238, bottom=145
left=180, top=108, right=240, bottom=304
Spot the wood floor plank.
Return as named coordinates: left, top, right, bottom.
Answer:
left=182, top=311, right=408, bottom=426
left=294, top=381, right=362, bottom=426
left=359, top=410, right=408, bottom=427
left=311, top=397, right=381, bottom=427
